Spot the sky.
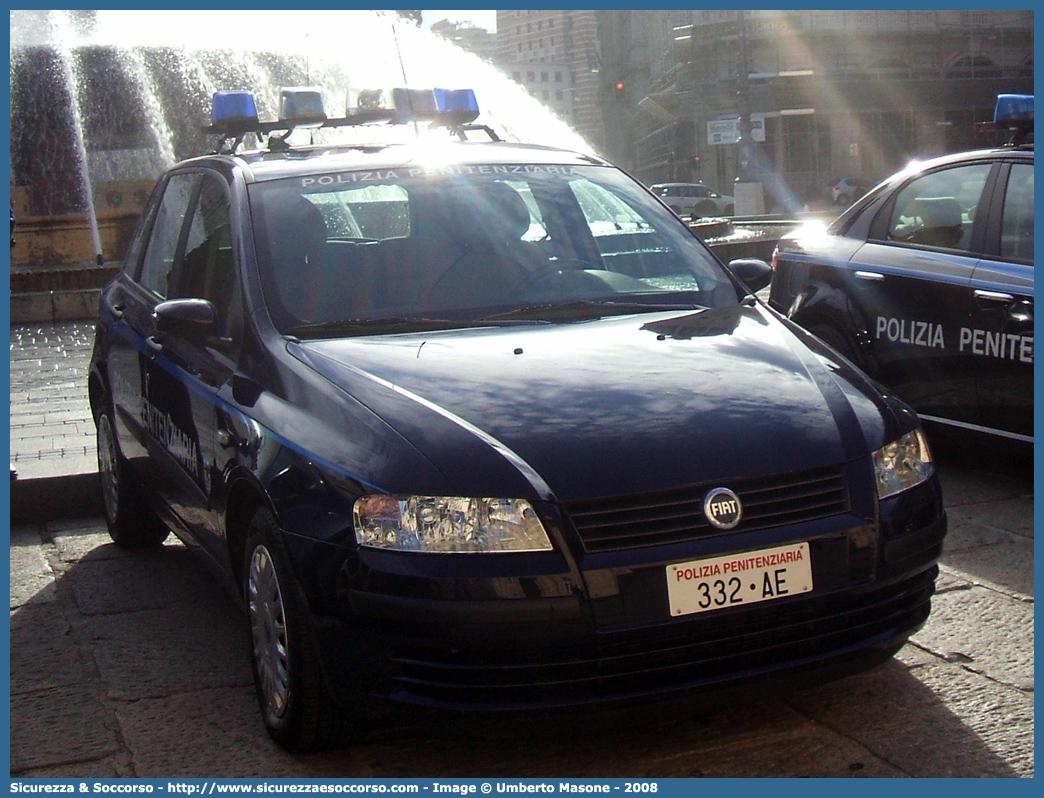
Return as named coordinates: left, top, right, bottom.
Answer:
left=422, top=9, right=497, bottom=31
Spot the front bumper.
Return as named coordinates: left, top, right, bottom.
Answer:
left=289, top=478, right=946, bottom=713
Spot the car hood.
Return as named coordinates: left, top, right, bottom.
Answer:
left=288, top=304, right=897, bottom=503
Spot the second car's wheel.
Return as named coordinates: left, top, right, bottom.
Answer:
left=692, top=199, right=719, bottom=217
left=96, top=407, right=169, bottom=547
left=808, top=323, right=860, bottom=367
left=244, top=508, right=349, bottom=753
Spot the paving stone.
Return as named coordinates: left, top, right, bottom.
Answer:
left=684, top=724, right=905, bottom=777
left=14, top=756, right=132, bottom=778
left=66, top=546, right=222, bottom=615
left=941, top=538, right=1034, bottom=600
left=9, top=685, right=121, bottom=773
left=946, top=497, right=1035, bottom=543
left=85, top=603, right=253, bottom=701
left=52, top=520, right=181, bottom=563
left=785, top=660, right=1032, bottom=777
left=10, top=525, right=57, bottom=607
left=911, top=586, right=1034, bottom=690
left=116, top=688, right=320, bottom=778
left=10, top=603, right=86, bottom=694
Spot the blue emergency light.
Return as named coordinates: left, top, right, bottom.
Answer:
left=994, top=94, right=1033, bottom=124
left=434, top=89, right=480, bottom=124
left=279, top=88, right=327, bottom=128
left=211, top=91, right=259, bottom=128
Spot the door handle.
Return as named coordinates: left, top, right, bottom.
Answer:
left=145, top=336, right=163, bottom=356
left=854, top=271, right=885, bottom=281
left=974, top=289, right=1015, bottom=304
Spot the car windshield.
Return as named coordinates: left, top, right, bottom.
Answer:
left=249, top=164, right=738, bottom=336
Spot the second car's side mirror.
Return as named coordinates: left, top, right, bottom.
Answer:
left=154, top=298, right=216, bottom=345
left=727, top=258, right=773, bottom=294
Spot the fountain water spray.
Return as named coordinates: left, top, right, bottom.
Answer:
left=10, top=10, right=594, bottom=266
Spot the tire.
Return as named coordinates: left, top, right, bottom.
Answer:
left=244, top=507, right=349, bottom=752
left=808, top=323, right=860, bottom=366
left=96, top=407, right=169, bottom=547
left=692, top=199, right=718, bottom=217
left=723, top=204, right=735, bottom=216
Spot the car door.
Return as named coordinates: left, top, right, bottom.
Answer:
left=968, top=159, right=1034, bottom=440
left=148, top=172, right=246, bottom=557
left=848, top=160, right=993, bottom=427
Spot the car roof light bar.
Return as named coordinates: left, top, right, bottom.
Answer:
left=204, top=86, right=489, bottom=153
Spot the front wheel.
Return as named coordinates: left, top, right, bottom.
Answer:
left=808, top=323, right=860, bottom=367
left=96, top=407, right=169, bottom=547
left=244, top=508, right=349, bottom=752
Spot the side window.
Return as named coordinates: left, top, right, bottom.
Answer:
left=139, top=173, right=198, bottom=298
left=1000, top=163, right=1033, bottom=263
left=172, top=176, right=242, bottom=350
left=885, top=163, right=990, bottom=252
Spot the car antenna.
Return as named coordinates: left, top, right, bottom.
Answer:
left=390, top=19, right=421, bottom=138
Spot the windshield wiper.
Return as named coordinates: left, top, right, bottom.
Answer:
left=286, top=317, right=469, bottom=338
left=479, top=299, right=699, bottom=323
left=286, top=315, right=550, bottom=339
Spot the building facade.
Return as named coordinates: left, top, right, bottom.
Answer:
left=628, top=9, right=1033, bottom=209
left=495, top=10, right=605, bottom=151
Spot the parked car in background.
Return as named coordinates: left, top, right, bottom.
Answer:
left=651, top=182, right=735, bottom=217
left=829, top=177, right=872, bottom=206
left=771, top=95, right=1033, bottom=445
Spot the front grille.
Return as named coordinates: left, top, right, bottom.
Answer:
left=563, top=465, right=850, bottom=553
left=386, top=567, right=936, bottom=710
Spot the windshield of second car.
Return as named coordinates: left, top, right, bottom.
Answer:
left=250, top=164, right=738, bottom=335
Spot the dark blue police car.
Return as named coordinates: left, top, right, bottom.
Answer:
left=770, top=95, right=1033, bottom=445
left=89, top=86, right=946, bottom=751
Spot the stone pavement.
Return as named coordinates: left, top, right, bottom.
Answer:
left=10, top=320, right=103, bottom=523
left=6, top=319, right=1036, bottom=777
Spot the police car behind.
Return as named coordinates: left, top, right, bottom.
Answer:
left=769, top=94, right=1033, bottom=445
left=89, top=86, right=945, bottom=752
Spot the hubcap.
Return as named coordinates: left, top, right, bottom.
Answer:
left=248, top=544, right=290, bottom=719
left=96, top=414, right=120, bottom=525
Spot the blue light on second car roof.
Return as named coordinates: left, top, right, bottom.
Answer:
left=995, top=94, right=1033, bottom=124
left=212, top=90, right=259, bottom=127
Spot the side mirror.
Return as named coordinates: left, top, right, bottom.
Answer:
left=154, top=298, right=216, bottom=344
left=727, top=258, right=773, bottom=294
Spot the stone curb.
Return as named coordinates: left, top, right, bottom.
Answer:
left=10, top=471, right=104, bottom=526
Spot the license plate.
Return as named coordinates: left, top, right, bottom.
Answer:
left=666, top=542, right=813, bottom=617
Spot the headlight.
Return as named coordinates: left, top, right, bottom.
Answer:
left=873, top=428, right=934, bottom=500
left=353, top=495, right=553, bottom=553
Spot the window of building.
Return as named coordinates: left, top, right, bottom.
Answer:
left=541, top=71, right=548, bottom=82
left=555, top=71, right=563, bottom=82
left=527, top=71, right=535, bottom=81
